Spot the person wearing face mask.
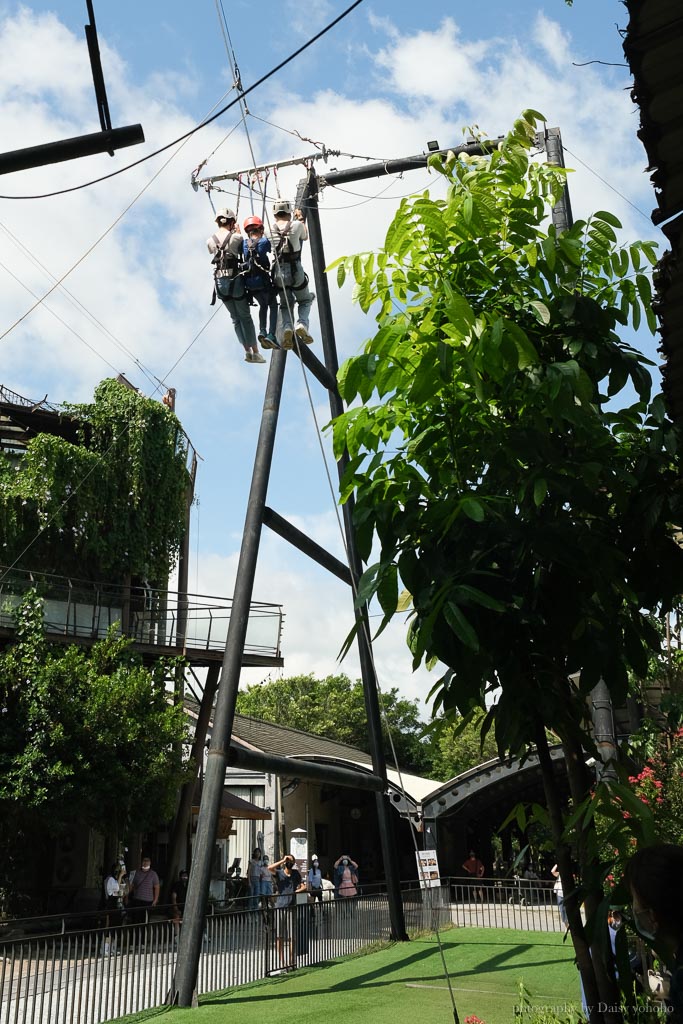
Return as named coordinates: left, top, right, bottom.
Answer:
left=333, top=854, right=359, bottom=904
left=128, top=854, right=160, bottom=935
left=625, top=843, right=683, bottom=1021
left=259, top=854, right=273, bottom=906
left=307, top=856, right=324, bottom=906
left=269, top=854, right=305, bottom=968
left=247, top=848, right=263, bottom=911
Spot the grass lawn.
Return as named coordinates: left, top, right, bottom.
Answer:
left=124, top=927, right=582, bottom=1024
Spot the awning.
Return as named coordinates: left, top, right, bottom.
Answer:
left=191, top=782, right=271, bottom=821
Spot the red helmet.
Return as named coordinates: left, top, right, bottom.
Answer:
left=243, top=215, right=263, bottom=232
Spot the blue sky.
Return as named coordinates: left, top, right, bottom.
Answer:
left=0, top=1, right=664, bottom=710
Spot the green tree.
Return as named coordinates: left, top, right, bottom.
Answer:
left=236, top=673, right=435, bottom=776
left=0, top=591, right=190, bottom=907
left=428, top=711, right=499, bottom=780
left=328, top=112, right=683, bottom=1022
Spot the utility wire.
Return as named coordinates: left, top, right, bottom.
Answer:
left=0, top=92, right=239, bottom=347
left=0, top=257, right=121, bottom=376
left=562, top=144, right=653, bottom=225
left=0, top=220, right=162, bottom=391
left=0, top=0, right=367, bottom=201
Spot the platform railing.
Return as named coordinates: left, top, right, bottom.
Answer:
left=0, top=566, right=283, bottom=659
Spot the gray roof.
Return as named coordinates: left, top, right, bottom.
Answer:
left=231, top=714, right=374, bottom=766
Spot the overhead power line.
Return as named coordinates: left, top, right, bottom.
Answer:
left=0, top=0, right=366, bottom=202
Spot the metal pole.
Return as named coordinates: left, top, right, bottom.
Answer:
left=0, top=125, right=145, bottom=175
left=262, top=507, right=352, bottom=585
left=544, top=127, right=574, bottom=233
left=172, top=349, right=287, bottom=1006
left=590, top=678, right=619, bottom=783
left=317, top=140, right=504, bottom=188
left=163, top=661, right=221, bottom=903
left=176, top=450, right=197, bottom=648
left=227, top=746, right=385, bottom=790
left=302, top=168, right=408, bottom=940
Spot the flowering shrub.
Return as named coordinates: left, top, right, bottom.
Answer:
left=595, top=708, right=683, bottom=892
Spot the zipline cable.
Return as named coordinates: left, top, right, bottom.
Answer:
left=0, top=221, right=162, bottom=391
left=562, top=143, right=653, bottom=225
left=0, top=0, right=367, bottom=202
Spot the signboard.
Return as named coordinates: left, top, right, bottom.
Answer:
left=416, top=849, right=441, bottom=888
left=290, top=828, right=308, bottom=875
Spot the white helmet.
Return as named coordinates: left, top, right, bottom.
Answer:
left=215, top=207, right=236, bottom=223
left=273, top=199, right=291, bottom=216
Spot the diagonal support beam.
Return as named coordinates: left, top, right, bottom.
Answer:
left=263, top=507, right=352, bottom=585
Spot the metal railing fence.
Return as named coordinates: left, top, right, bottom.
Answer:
left=0, top=566, right=283, bottom=658
left=449, top=876, right=564, bottom=933
left=0, top=884, right=450, bottom=1024
left=0, top=877, right=568, bottom=1024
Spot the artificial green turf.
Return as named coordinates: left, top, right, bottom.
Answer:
left=124, top=927, right=582, bottom=1024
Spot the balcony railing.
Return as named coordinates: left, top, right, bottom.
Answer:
left=0, top=567, right=283, bottom=660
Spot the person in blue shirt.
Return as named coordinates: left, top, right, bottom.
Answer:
left=242, top=215, right=278, bottom=351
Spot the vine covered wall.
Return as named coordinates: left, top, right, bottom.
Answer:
left=0, top=379, right=190, bottom=585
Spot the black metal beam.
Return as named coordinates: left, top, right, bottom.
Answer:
left=318, top=139, right=504, bottom=188
left=228, top=745, right=384, bottom=791
left=172, top=349, right=287, bottom=1006
left=263, top=507, right=352, bottom=585
left=291, top=341, right=339, bottom=393
left=85, top=1, right=112, bottom=137
left=302, top=169, right=408, bottom=941
left=0, top=126, right=145, bottom=175
left=544, top=127, right=574, bottom=233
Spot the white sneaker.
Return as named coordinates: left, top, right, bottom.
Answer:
left=282, top=328, right=294, bottom=350
left=251, top=352, right=266, bottom=364
left=295, top=322, right=314, bottom=345
left=244, top=352, right=253, bottom=362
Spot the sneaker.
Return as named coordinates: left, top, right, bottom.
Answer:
left=265, top=332, right=279, bottom=348
left=251, top=352, right=266, bottom=364
left=295, top=322, right=314, bottom=345
left=244, top=352, right=253, bottom=362
left=260, top=334, right=274, bottom=350
left=282, top=327, right=294, bottom=350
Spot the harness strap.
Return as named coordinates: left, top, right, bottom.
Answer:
left=212, top=231, right=238, bottom=276
left=292, top=273, right=309, bottom=293
left=273, top=222, right=293, bottom=259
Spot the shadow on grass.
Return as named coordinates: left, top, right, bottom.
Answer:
left=202, top=937, right=570, bottom=1008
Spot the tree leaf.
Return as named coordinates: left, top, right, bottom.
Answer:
left=444, top=602, right=479, bottom=651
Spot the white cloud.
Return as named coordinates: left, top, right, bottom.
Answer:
left=533, top=12, right=572, bottom=69
left=0, top=6, right=666, bottom=716
left=374, top=17, right=491, bottom=107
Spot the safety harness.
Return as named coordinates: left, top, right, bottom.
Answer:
left=272, top=221, right=309, bottom=292
left=210, top=230, right=240, bottom=305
